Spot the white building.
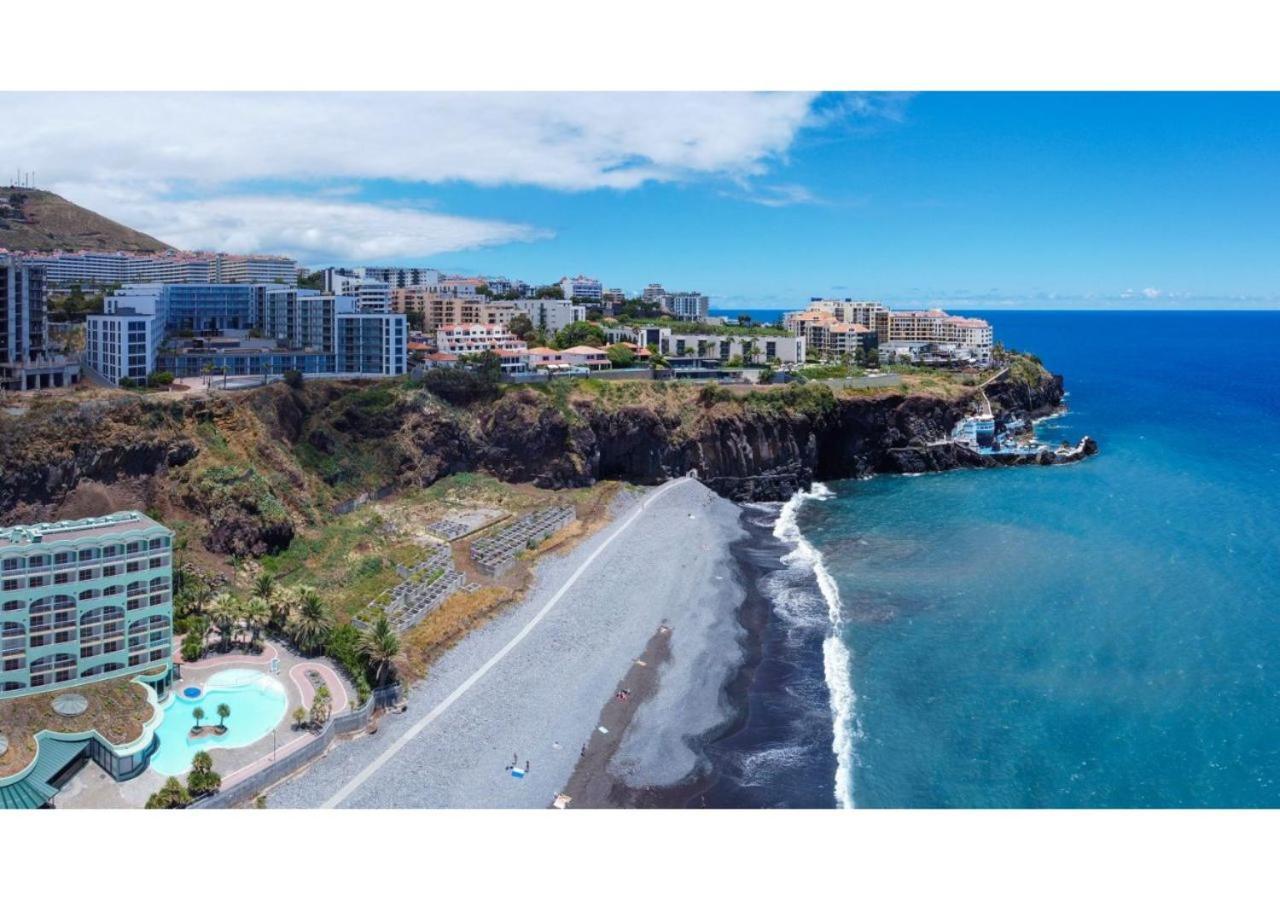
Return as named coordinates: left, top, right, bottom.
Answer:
left=642, top=283, right=667, bottom=303
left=435, top=324, right=528, bottom=356
left=27, top=250, right=297, bottom=287
left=667, top=291, right=709, bottom=321
left=512, top=298, right=586, bottom=334
left=84, top=311, right=159, bottom=384
left=621, top=325, right=805, bottom=366
left=559, top=274, right=602, bottom=302
left=336, top=313, right=408, bottom=376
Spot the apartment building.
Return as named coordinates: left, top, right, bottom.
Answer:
left=0, top=254, right=80, bottom=391
left=622, top=325, right=805, bottom=366
left=397, top=293, right=522, bottom=332
left=880, top=309, right=993, bottom=364
left=785, top=310, right=878, bottom=359
left=511, top=297, right=586, bottom=334
left=667, top=291, right=710, bottom=321
left=559, top=274, right=602, bottom=302
left=26, top=250, right=297, bottom=287
left=0, top=511, right=175, bottom=700
left=435, top=323, right=528, bottom=356
left=351, top=266, right=441, bottom=289
left=85, top=283, right=408, bottom=384
left=804, top=298, right=889, bottom=329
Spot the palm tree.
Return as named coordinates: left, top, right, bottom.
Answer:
left=216, top=703, right=231, bottom=729
left=289, top=587, right=332, bottom=655
left=358, top=614, right=403, bottom=688
left=243, top=598, right=269, bottom=650
left=209, top=592, right=239, bottom=653
left=252, top=572, right=275, bottom=606
left=267, top=586, right=297, bottom=634
left=192, top=707, right=205, bottom=731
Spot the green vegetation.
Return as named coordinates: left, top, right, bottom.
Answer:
left=612, top=316, right=789, bottom=337
left=552, top=320, right=607, bottom=349
left=145, top=776, right=192, bottom=809
left=358, top=614, right=403, bottom=688
left=606, top=344, right=636, bottom=368
left=187, top=751, right=222, bottom=798
left=742, top=382, right=839, bottom=419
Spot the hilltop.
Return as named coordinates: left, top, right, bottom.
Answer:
left=0, top=187, right=173, bottom=253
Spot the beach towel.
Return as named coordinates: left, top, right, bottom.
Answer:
left=511, top=767, right=526, bottom=779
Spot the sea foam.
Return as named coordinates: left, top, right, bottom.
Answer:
left=773, top=482, right=859, bottom=809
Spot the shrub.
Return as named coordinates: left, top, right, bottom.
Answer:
left=118, top=376, right=135, bottom=389
left=187, top=751, right=222, bottom=797
left=324, top=623, right=373, bottom=703
left=283, top=369, right=304, bottom=389
left=181, top=630, right=205, bottom=662
left=147, top=371, right=175, bottom=388
left=145, top=777, right=191, bottom=809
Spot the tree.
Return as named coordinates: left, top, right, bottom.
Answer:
left=118, top=376, right=135, bottom=389
left=648, top=347, right=671, bottom=370
left=209, top=592, right=239, bottom=653
left=292, top=706, right=308, bottom=729
left=147, top=371, right=174, bottom=388
left=187, top=750, right=222, bottom=797
left=552, top=321, right=606, bottom=350
left=726, top=354, right=743, bottom=368
left=534, top=285, right=564, bottom=299
left=283, top=368, right=304, bottom=389
left=145, top=776, right=191, bottom=809
left=243, top=598, right=269, bottom=649
left=290, top=586, right=333, bottom=655
left=508, top=314, right=535, bottom=341
left=216, top=703, right=231, bottom=729
left=192, top=707, right=206, bottom=732
left=267, top=585, right=297, bottom=634
left=757, top=365, right=777, bottom=385
left=606, top=344, right=636, bottom=369
left=471, top=350, right=504, bottom=384
left=358, top=614, right=402, bottom=688
left=181, top=630, right=205, bottom=662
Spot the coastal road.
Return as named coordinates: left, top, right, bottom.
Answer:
left=267, top=474, right=743, bottom=809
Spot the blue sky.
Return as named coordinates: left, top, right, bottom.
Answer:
left=5, top=92, right=1278, bottom=308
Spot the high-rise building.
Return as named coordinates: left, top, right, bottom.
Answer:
left=0, top=254, right=80, bottom=390
left=25, top=250, right=298, bottom=288
left=667, top=291, right=709, bottom=321
left=84, top=283, right=407, bottom=384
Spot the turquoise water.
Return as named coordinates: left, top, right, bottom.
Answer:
left=792, top=312, right=1280, bottom=807
left=150, top=668, right=288, bottom=776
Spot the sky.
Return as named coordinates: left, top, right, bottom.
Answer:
left=2, top=92, right=1278, bottom=309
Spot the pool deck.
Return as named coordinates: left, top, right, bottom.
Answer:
left=54, top=641, right=353, bottom=808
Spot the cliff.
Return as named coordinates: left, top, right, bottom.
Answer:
left=0, top=363, right=1094, bottom=556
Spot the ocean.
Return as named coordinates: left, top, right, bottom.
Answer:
left=702, top=311, right=1280, bottom=808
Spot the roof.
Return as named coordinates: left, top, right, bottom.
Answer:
left=526, top=346, right=559, bottom=355
left=0, top=737, right=88, bottom=810
left=425, top=352, right=457, bottom=361
left=562, top=345, right=606, bottom=355
left=0, top=511, right=166, bottom=550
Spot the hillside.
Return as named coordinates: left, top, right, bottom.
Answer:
left=0, top=187, right=173, bottom=253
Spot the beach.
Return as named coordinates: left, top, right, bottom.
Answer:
left=267, top=477, right=751, bottom=809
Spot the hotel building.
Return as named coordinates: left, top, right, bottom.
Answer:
left=618, top=325, right=806, bottom=366
left=84, top=283, right=407, bottom=384
left=435, top=323, right=527, bottom=356
left=0, top=511, right=175, bottom=700
left=25, top=250, right=298, bottom=288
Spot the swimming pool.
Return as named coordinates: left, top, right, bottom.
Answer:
left=150, top=668, right=288, bottom=776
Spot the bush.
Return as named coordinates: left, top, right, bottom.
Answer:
left=147, top=371, right=175, bottom=388
left=118, top=376, right=135, bottom=389
left=324, top=623, right=373, bottom=703
left=145, top=776, right=191, bottom=809
left=283, top=369, right=304, bottom=389
left=181, top=630, right=205, bottom=662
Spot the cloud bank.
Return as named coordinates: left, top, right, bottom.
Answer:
left=0, top=92, right=850, bottom=261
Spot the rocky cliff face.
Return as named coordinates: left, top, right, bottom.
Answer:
left=0, top=368, right=1094, bottom=553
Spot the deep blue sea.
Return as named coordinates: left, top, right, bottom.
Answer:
left=707, top=311, right=1280, bottom=808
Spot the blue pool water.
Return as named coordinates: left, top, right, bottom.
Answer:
left=150, top=668, right=288, bottom=776
left=713, top=312, right=1280, bottom=807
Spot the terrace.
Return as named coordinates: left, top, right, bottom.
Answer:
left=470, top=506, right=577, bottom=577
left=354, top=544, right=466, bottom=633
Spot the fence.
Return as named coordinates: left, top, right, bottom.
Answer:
left=188, top=685, right=400, bottom=809
left=331, top=483, right=397, bottom=517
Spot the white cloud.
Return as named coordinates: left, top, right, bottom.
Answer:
left=2, top=92, right=822, bottom=192
left=0, top=92, right=899, bottom=260
left=1120, top=287, right=1163, bottom=299
left=55, top=182, right=548, bottom=262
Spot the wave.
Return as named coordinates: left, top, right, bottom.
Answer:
left=772, top=483, right=858, bottom=809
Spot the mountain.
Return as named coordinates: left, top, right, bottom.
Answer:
left=0, top=187, right=173, bottom=253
